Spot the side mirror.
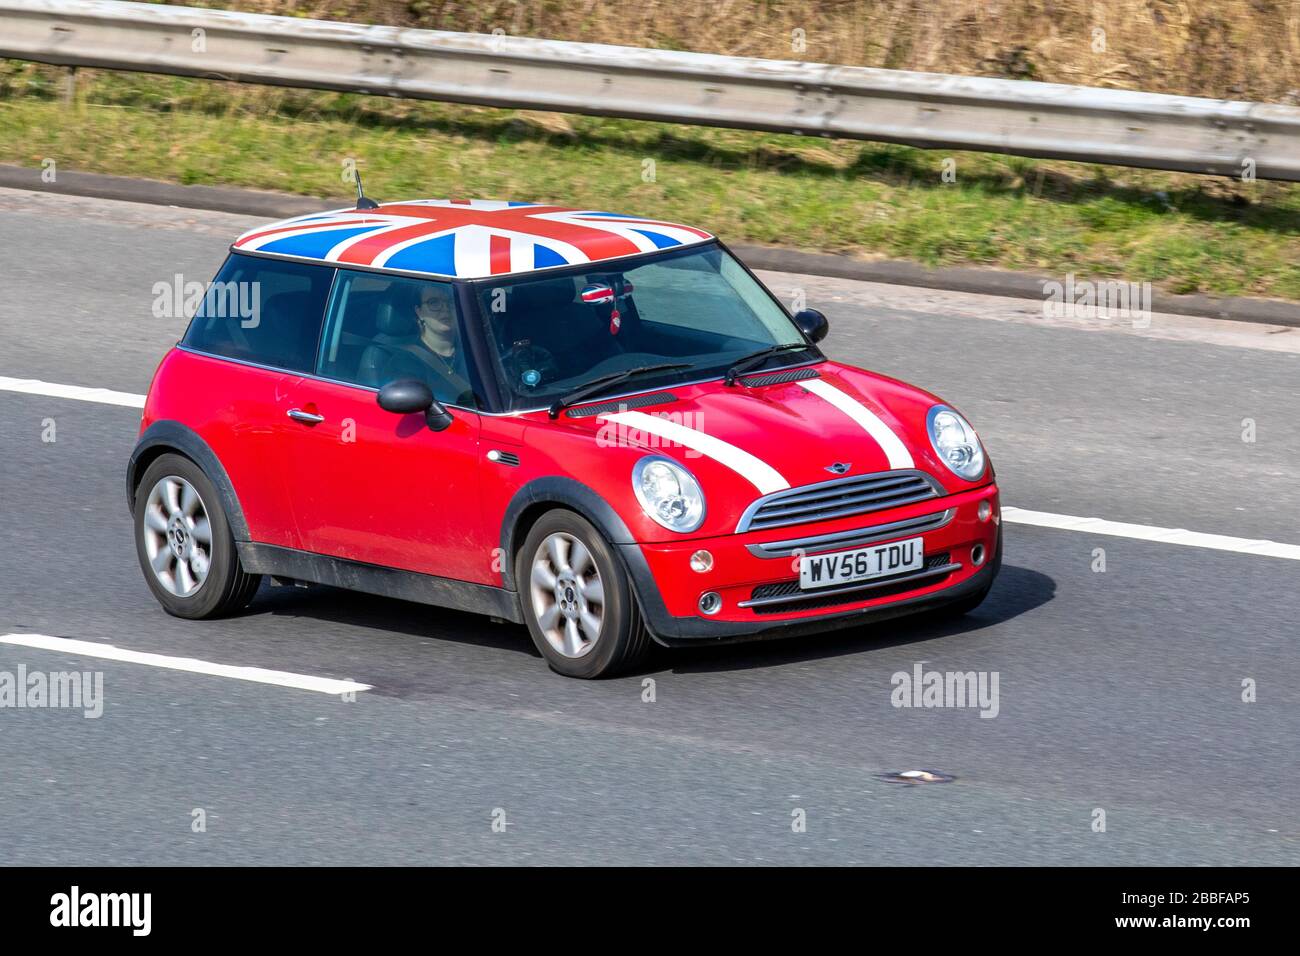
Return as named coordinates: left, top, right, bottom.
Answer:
left=794, top=308, right=829, bottom=343
left=377, top=378, right=453, bottom=432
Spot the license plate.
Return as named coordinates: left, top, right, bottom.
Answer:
left=798, top=537, right=924, bottom=590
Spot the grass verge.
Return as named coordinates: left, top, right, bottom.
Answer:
left=2, top=62, right=1299, bottom=300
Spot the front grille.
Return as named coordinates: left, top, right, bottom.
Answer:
left=747, top=508, right=954, bottom=559
left=747, top=553, right=953, bottom=615
left=737, top=470, right=942, bottom=532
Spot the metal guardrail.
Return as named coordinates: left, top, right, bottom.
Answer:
left=4, top=0, right=1300, bottom=181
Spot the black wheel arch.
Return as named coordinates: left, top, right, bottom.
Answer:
left=496, top=481, right=681, bottom=647
left=501, top=477, right=676, bottom=647
left=500, top=477, right=637, bottom=591
left=126, top=420, right=251, bottom=542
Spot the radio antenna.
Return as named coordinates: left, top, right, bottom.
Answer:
left=354, top=169, right=380, bottom=210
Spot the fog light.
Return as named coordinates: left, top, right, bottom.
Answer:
left=689, top=549, right=714, bottom=572
left=698, top=592, right=722, bottom=615
left=978, top=501, right=992, bottom=522
left=971, top=544, right=986, bottom=567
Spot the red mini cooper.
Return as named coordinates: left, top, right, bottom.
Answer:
left=128, top=197, right=1000, bottom=677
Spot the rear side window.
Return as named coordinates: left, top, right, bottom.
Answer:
left=182, top=253, right=333, bottom=373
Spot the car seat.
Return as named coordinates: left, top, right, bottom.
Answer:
left=357, top=289, right=422, bottom=387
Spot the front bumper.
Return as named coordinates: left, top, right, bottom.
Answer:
left=620, top=483, right=1001, bottom=645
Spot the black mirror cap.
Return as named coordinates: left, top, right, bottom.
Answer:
left=377, top=379, right=455, bottom=431
left=794, top=308, right=829, bottom=343
left=377, top=378, right=434, bottom=415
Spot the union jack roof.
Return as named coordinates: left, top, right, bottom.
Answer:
left=231, top=199, right=714, bottom=279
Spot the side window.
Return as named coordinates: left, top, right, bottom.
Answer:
left=317, top=271, right=478, bottom=408
left=182, top=253, right=333, bottom=373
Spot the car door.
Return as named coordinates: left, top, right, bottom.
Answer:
left=177, top=253, right=336, bottom=550
left=281, top=269, right=493, bottom=584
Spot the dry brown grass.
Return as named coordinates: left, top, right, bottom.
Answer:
left=198, top=0, right=1300, bottom=102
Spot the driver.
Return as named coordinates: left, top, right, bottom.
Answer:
left=388, top=283, right=475, bottom=406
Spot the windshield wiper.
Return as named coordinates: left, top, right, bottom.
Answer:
left=547, top=363, right=692, bottom=418
left=724, top=342, right=812, bottom=386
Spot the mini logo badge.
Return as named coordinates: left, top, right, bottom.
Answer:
left=825, top=462, right=852, bottom=475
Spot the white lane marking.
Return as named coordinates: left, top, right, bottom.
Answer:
left=5, top=376, right=1298, bottom=562
left=600, top=409, right=790, bottom=494
left=0, top=634, right=372, bottom=696
left=1002, top=507, right=1300, bottom=561
left=0, top=376, right=145, bottom=409
left=799, top=378, right=915, bottom=469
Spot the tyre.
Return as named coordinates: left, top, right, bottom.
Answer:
left=133, top=453, right=261, bottom=619
left=516, top=510, right=652, bottom=678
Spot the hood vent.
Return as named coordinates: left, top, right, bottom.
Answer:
left=740, top=367, right=821, bottom=387
left=566, top=391, right=678, bottom=418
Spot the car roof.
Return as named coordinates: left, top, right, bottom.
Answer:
left=231, top=199, right=715, bottom=280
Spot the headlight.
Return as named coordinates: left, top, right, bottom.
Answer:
left=927, top=405, right=986, bottom=481
left=632, top=455, right=706, bottom=532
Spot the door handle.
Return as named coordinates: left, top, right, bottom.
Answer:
left=287, top=407, right=325, bottom=425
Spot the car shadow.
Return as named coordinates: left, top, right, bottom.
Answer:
left=244, top=563, right=1054, bottom=678
left=637, top=562, right=1057, bottom=677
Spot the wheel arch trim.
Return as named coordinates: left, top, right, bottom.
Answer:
left=500, top=476, right=677, bottom=646
left=126, top=421, right=251, bottom=542
left=500, top=477, right=637, bottom=591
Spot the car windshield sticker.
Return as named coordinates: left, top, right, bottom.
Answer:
left=521, top=369, right=542, bottom=388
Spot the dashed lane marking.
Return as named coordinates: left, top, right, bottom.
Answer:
left=0, top=633, right=371, bottom=696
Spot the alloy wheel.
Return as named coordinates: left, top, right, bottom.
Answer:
left=528, top=532, right=605, bottom=658
left=141, top=475, right=213, bottom=597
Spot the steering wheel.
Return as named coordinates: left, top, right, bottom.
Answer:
left=503, top=343, right=561, bottom=391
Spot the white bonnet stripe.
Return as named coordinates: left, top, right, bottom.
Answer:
left=800, top=379, right=914, bottom=470
left=599, top=410, right=790, bottom=495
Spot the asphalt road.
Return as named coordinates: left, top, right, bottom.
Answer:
left=0, top=189, right=1296, bottom=865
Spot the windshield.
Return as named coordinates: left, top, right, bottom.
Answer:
left=474, top=243, right=814, bottom=410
